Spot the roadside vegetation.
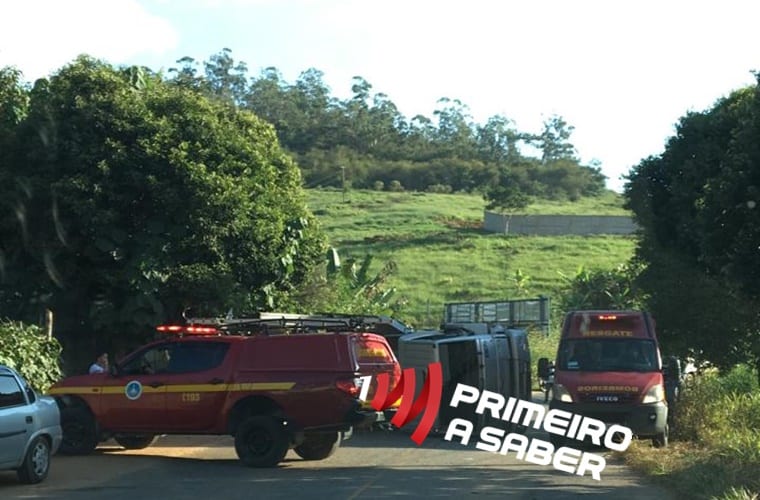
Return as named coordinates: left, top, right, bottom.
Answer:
left=0, top=320, right=63, bottom=392
left=623, top=366, right=760, bottom=500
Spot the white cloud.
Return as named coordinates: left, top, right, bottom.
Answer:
left=0, top=0, right=179, bottom=81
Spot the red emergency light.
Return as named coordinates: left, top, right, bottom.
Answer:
left=156, top=325, right=219, bottom=335
left=597, top=314, right=618, bottom=321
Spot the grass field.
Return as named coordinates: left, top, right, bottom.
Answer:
left=306, top=188, right=637, bottom=331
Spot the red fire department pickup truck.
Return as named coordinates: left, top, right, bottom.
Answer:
left=48, top=317, right=401, bottom=467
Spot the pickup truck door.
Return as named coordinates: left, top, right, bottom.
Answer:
left=163, top=341, right=232, bottom=431
left=99, top=343, right=174, bottom=431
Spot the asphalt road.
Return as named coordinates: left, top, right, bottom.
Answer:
left=1, top=395, right=674, bottom=499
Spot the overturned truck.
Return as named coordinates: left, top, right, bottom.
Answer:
left=397, top=298, right=546, bottom=433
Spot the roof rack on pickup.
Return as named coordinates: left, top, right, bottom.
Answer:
left=177, top=312, right=412, bottom=338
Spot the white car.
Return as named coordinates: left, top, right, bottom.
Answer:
left=0, top=365, right=62, bottom=483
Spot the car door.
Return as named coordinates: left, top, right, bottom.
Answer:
left=0, top=372, right=30, bottom=468
left=97, top=343, right=173, bottom=431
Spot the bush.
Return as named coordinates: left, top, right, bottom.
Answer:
left=388, top=180, right=404, bottom=192
left=426, top=183, right=453, bottom=193
left=675, top=365, right=759, bottom=443
left=625, top=364, right=760, bottom=499
left=0, top=320, right=63, bottom=392
left=373, top=180, right=385, bottom=191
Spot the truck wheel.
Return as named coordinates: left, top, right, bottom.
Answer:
left=59, top=406, right=99, bottom=455
left=294, top=432, right=341, bottom=461
left=652, top=424, right=669, bottom=448
left=234, top=416, right=289, bottom=467
left=16, top=436, right=51, bottom=484
left=114, top=434, right=158, bottom=450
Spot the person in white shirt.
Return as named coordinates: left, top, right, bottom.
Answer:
left=89, top=352, right=109, bottom=374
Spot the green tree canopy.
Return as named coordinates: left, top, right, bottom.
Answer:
left=173, top=49, right=607, bottom=200
left=0, top=56, right=326, bottom=365
left=625, top=75, right=760, bottom=372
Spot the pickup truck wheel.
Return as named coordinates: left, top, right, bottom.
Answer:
left=59, top=406, right=98, bottom=455
left=114, top=434, right=158, bottom=450
left=294, top=432, right=341, bottom=461
left=234, top=416, right=289, bottom=467
left=16, top=436, right=50, bottom=484
left=652, top=424, right=669, bottom=448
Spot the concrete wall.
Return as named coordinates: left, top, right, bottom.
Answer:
left=483, top=211, right=638, bottom=235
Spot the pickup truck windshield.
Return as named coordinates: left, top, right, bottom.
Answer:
left=557, top=339, right=659, bottom=372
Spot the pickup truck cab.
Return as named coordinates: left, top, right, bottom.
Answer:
left=538, top=310, right=669, bottom=447
left=48, top=318, right=400, bottom=467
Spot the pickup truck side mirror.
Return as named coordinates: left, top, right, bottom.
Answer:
left=109, top=364, right=119, bottom=377
left=537, top=358, right=553, bottom=378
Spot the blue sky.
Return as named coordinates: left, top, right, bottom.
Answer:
left=2, top=0, right=759, bottom=191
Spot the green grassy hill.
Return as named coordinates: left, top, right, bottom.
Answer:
left=306, top=188, right=637, bottom=332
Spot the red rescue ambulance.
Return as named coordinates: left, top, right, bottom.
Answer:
left=539, top=310, right=669, bottom=447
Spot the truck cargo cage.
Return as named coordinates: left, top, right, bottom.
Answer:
left=443, top=296, right=550, bottom=335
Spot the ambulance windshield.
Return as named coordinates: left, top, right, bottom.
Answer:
left=557, top=339, right=659, bottom=372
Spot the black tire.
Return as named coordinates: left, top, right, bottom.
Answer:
left=114, top=434, right=158, bottom=450
left=59, top=406, right=99, bottom=455
left=652, top=424, right=669, bottom=448
left=234, top=416, right=289, bottom=467
left=16, top=436, right=51, bottom=484
left=294, top=432, right=341, bottom=461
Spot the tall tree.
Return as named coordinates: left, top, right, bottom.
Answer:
left=535, top=114, right=577, bottom=164
left=625, top=78, right=760, bottom=375
left=0, top=56, right=326, bottom=363
left=203, top=48, right=249, bottom=105
left=433, top=98, right=476, bottom=158
left=475, top=114, right=522, bottom=164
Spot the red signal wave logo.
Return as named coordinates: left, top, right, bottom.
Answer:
left=371, top=362, right=443, bottom=445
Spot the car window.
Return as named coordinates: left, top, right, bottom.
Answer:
left=165, top=342, right=230, bottom=373
left=17, top=374, right=36, bottom=403
left=0, top=374, right=26, bottom=408
left=119, top=342, right=229, bottom=375
left=120, top=344, right=173, bottom=375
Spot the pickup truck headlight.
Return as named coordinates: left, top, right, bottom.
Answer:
left=552, top=383, right=573, bottom=403
left=641, top=383, right=665, bottom=404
